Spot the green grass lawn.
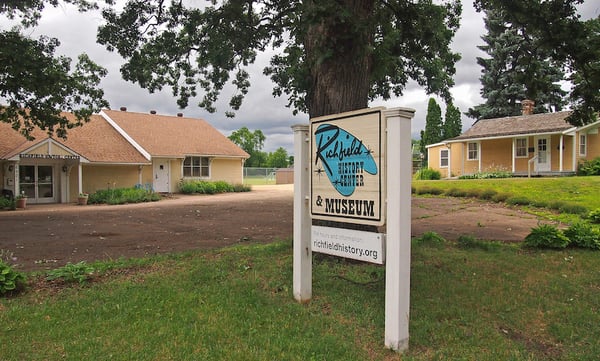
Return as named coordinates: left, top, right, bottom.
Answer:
left=2, top=176, right=600, bottom=360
left=413, top=176, right=600, bottom=210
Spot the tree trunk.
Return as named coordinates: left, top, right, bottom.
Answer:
left=303, top=0, right=375, bottom=118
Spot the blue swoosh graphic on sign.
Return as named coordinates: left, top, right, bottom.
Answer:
left=314, top=124, right=377, bottom=196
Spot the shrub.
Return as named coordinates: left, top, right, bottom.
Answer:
left=588, top=209, right=600, bottom=224
left=505, top=196, right=531, bottom=206
left=564, top=222, right=600, bottom=250
left=413, top=231, right=445, bottom=247
left=457, top=235, right=501, bottom=251
left=197, top=181, right=216, bottom=194
left=214, top=181, right=234, bottom=193
left=88, top=187, right=159, bottom=205
left=577, top=157, right=600, bottom=176
left=414, top=168, right=441, bottom=180
left=179, top=181, right=197, bottom=194
left=46, top=261, right=95, bottom=284
left=479, top=189, right=497, bottom=201
left=558, top=203, right=588, bottom=216
left=445, top=188, right=467, bottom=197
left=0, top=260, right=26, bottom=295
left=232, top=184, right=251, bottom=192
left=491, top=192, right=511, bottom=203
left=0, top=197, right=14, bottom=210
left=415, top=186, right=444, bottom=195
left=524, top=224, right=570, bottom=249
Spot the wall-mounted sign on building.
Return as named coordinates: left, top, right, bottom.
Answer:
left=310, top=108, right=385, bottom=226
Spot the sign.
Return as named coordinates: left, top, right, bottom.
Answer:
left=312, top=225, right=385, bottom=264
left=310, top=108, right=385, bottom=226
left=20, top=154, right=80, bottom=160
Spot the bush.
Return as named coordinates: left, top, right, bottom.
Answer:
left=88, top=187, right=160, bottom=205
left=524, top=224, right=570, bottom=249
left=414, top=168, right=441, bottom=180
left=444, top=188, right=468, bottom=197
left=491, top=192, right=512, bottom=203
left=46, top=261, right=95, bottom=284
left=577, top=157, right=600, bottom=176
left=479, top=189, right=498, bottom=201
left=179, top=181, right=197, bottom=194
left=558, top=203, right=588, bottom=216
left=414, top=186, right=444, bottom=195
left=588, top=209, right=600, bottom=224
left=232, top=184, right=251, bottom=192
left=214, top=181, right=234, bottom=193
left=505, top=196, right=531, bottom=206
left=564, top=222, right=600, bottom=250
left=413, top=231, right=445, bottom=248
left=0, top=260, right=26, bottom=295
left=457, top=235, right=502, bottom=251
left=0, top=197, right=14, bottom=210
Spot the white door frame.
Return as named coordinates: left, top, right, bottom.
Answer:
left=535, top=136, right=551, bottom=172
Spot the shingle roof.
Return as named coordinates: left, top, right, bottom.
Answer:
left=1, top=113, right=148, bottom=163
left=102, top=109, right=249, bottom=158
left=1, top=110, right=249, bottom=162
left=451, top=111, right=575, bottom=141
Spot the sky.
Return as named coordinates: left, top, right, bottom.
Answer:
left=5, top=1, right=600, bottom=153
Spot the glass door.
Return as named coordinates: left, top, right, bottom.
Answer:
left=19, top=165, right=55, bottom=203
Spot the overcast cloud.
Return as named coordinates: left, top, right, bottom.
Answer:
left=5, top=1, right=599, bottom=152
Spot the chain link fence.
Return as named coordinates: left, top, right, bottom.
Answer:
left=243, top=167, right=279, bottom=185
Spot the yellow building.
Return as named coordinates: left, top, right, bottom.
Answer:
left=427, top=105, right=600, bottom=178
left=1, top=109, right=249, bottom=204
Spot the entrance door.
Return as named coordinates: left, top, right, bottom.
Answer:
left=535, top=136, right=551, bottom=172
left=19, top=165, right=55, bottom=203
left=153, top=160, right=170, bottom=193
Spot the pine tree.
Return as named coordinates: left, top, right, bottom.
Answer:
left=443, top=103, right=462, bottom=139
left=467, top=8, right=567, bottom=120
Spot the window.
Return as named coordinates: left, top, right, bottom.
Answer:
left=467, top=142, right=478, bottom=160
left=580, top=134, right=587, bottom=156
left=440, top=149, right=449, bottom=168
left=515, top=138, right=528, bottom=158
left=183, top=156, right=210, bottom=177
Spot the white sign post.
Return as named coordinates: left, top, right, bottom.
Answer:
left=384, top=108, right=414, bottom=352
left=292, top=124, right=312, bottom=303
left=292, top=106, right=414, bottom=352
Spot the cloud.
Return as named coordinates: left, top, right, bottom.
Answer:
left=10, top=1, right=596, bottom=153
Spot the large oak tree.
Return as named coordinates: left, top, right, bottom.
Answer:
left=96, top=0, right=462, bottom=119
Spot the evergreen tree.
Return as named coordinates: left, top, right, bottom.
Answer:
left=421, top=98, right=443, bottom=160
left=443, top=103, right=462, bottom=139
left=467, top=8, right=567, bottom=120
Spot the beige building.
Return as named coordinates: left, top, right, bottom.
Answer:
left=1, top=109, right=248, bottom=204
left=427, top=101, right=600, bottom=178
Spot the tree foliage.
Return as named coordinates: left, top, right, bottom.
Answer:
left=424, top=98, right=443, bottom=143
left=0, top=1, right=109, bottom=139
left=467, top=8, right=567, bottom=120
left=474, top=0, right=600, bottom=125
left=97, top=0, right=462, bottom=119
left=266, top=147, right=289, bottom=168
left=443, top=102, right=462, bottom=139
left=228, top=127, right=266, bottom=167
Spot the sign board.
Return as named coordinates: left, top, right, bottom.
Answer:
left=312, top=225, right=385, bottom=264
left=310, top=108, right=386, bottom=226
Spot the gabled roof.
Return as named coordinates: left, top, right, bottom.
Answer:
left=1, top=109, right=249, bottom=162
left=0, top=113, right=149, bottom=163
left=102, top=109, right=249, bottom=159
left=450, top=111, right=576, bottom=141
